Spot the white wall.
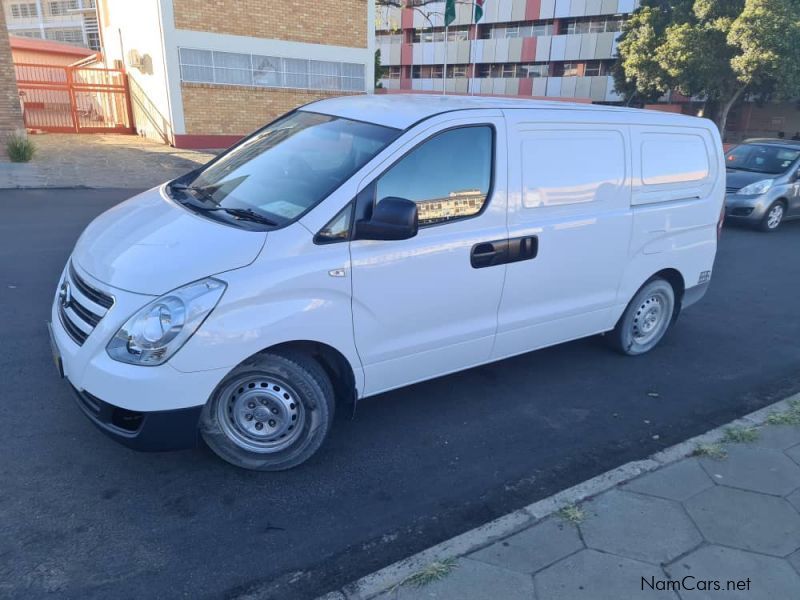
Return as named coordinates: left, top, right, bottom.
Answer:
left=99, top=0, right=174, bottom=142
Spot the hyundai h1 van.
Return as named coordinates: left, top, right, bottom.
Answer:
left=49, top=95, right=725, bottom=470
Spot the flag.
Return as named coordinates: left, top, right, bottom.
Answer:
left=444, top=0, right=456, bottom=26
left=475, top=0, right=486, bottom=22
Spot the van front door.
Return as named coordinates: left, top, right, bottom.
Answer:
left=492, top=115, right=632, bottom=360
left=350, top=115, right=508, bottom=397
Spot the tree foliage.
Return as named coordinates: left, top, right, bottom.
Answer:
left=615, top=0, right=800, bottom=134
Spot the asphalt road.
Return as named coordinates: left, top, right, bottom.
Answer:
left=2, top=189, right=800, bottom=600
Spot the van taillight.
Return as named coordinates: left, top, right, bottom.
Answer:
left=717, top=205, right=725, bottom=241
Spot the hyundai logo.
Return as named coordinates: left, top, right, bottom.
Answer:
left=59, top=281, right=72, bottom=309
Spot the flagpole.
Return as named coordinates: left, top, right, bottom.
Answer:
left=443, top=22, right=449, bottom=95
left=469, top=0, right=476, bottom=95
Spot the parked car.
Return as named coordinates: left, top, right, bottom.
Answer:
left=724, top=139, right=800, bottom=231
left=49, top=96, right=725, bottom=470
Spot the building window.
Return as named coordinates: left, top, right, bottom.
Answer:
left=10, top=3, right=39, bottom=18
left=376, top=31, right=403, bottom=44
left=48, top=1, right=79, bottom=16
left=480, top=20, right=554, bottom=40
left=554, top=62, right=579, bottom=77
left=583, top=61, right=608, bottom=76
left=476, top=63, right=548, bottom=78
left=375, top=127, right=493, bottom=226
left=411, top=65, right=446, bottom=79
left=11, top=30, right=43, bottom=39
left=413, top=26, right=469, bottom=43
left=383, top=66, right=402, bottom=79
left=564, top=16, right=625, bottom=35
left=178, top=48, right=366, bottom=92
left=45, top=29, right=84, bottom=44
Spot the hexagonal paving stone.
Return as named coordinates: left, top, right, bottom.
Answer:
left=623, top=458, right=713, bottom=502
left=666, top=545, right=800, bottom=600
left=580, top=490, right=702, bottom=564
left=534, top=549, right=677, bottom=599
left=380, top=558, right=535, bottom=600
left=752, top=425, right=800, bottom=450
left=469, top=517, right=583, bottom=574
left=786, top=444, right=800, bottom=467
left=699, top=445, right=800, bottom=496
left=787, top=488, right=800, bottom=513
left=685, top=486, right=800, bottom=556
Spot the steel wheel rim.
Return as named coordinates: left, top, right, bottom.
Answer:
left=631, top=290, right=670, bottom=346
left=767, top=205, right=783, bottom=229
left=216, top=375, right=305, bottom=453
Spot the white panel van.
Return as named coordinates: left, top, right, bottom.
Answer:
left=48, top=95, right=724, bottom=470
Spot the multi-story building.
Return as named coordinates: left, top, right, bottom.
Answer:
left=97, top=0, right=374, bottom=148
left=3, top=0, right=100, bottom=50
left=376, top=0, right=639, bottom=103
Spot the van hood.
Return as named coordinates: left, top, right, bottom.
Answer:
left=72, top=187, right=267, bottom=295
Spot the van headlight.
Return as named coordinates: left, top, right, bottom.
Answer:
left=107, top=278, right=226, bottom=365
left=737, top=179, right=774, bottom=195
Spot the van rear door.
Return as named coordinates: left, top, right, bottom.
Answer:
left=492, top=111, right=633, bottom=360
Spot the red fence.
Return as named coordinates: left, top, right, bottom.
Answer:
left=14, top=63, right=134, bottom=134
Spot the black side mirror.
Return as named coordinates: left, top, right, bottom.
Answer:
left=353, top=197, right=418, bottom=241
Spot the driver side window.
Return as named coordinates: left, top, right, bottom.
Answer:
left=375, top=126, right=493, bottom=226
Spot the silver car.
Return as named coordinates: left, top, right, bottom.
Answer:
left=724, top=139, right=800, bottom=231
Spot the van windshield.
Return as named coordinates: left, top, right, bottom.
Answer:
left=725, top=144, right=800, bottom=175
left=171, top=111, right=400, bottom=228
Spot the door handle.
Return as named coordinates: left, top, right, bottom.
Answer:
left=471, top=240, right=507, bottom=268
left=471, top=236, right=538, bottom=269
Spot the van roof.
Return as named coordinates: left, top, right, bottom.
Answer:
left=302, top=94, right=708, bottom=130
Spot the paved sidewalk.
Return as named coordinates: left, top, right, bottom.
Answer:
left=0, top=133, right=216, bottom=189
left=324, top=395, right=800, bottom=600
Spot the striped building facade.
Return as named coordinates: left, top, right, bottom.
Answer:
left=377, top=0, right=640, bottom=103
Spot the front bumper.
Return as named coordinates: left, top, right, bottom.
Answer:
left=725, top=194, right=768, bottom=222
left=70, top=383, right=203, bottom=451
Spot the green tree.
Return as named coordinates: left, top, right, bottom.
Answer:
left=375, top=49, right=385, bottom=89
left=615, top=0, right=800, bottom=136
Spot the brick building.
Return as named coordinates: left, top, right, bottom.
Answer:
left=376, top=0, right=638, bottom=102
left=0, top=4, right=25, bottom=158
left=96, top=0, right=374, bottom=148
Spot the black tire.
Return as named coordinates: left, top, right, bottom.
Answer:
left=759, top=201, right=785, bottom=232
left=200, top=351, right=334, bottom=471
left=607, top=278, right=676, bottom=356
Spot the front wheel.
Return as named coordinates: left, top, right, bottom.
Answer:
left=759, top=201, right=785, bottom=232
left=201, top=351, right=334, bottom=471
left=607, top=279, right=676, bottom=356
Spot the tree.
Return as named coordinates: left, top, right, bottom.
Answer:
left=375, top=49, right=385, bottom=88
left=615, top=0, right=800, bottom=136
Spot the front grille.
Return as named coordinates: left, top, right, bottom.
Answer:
left=726, top=186, right=740, bottom=195
left=57, top=262, right=114, bottom=346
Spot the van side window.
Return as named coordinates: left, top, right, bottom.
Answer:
left=520, top=130, right=626, bottom=208
left=375, top=126, right=493, bottom=226
left=641, top=134, right=709, bottom=185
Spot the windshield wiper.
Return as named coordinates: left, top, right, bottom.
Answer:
left=190, top=205, right=279, bottom=226
left=170, top=182, right=219, bottom=205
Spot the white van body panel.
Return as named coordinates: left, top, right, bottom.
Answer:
left=51, top=96, right=724, bottom=418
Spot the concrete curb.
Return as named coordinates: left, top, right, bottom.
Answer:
left=328, top=392, right=800, bottom=600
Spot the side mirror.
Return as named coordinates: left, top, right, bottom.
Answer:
left=353, top=197, right=419, bottom=241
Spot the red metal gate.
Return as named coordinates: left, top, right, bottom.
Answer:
left=14, top=63, right=134, bottom=134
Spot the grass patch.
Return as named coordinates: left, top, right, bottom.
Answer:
left=401, top=558, right=458, bottom=589
left=693, top=443, right=727, bottom=460
left=722, top=426, right=759, bottom=444
left=557, top=504, right=586, bottom=525
left=5, top=133, right=35, bottom=163
left=766, top=400, right=800, bottom=426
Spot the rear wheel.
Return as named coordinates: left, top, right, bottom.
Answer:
left=607, top=279, right=676, bottom=356
left=201, top=351, right=334, bottom=471
left=759, top=201, right=785, bottom=232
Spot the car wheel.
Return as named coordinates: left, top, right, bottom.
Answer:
left=760, top=201, right=785, bottom=232
left=201, top=351, right=334, bottom=471
left=608, top=278, right=676, bottom=356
